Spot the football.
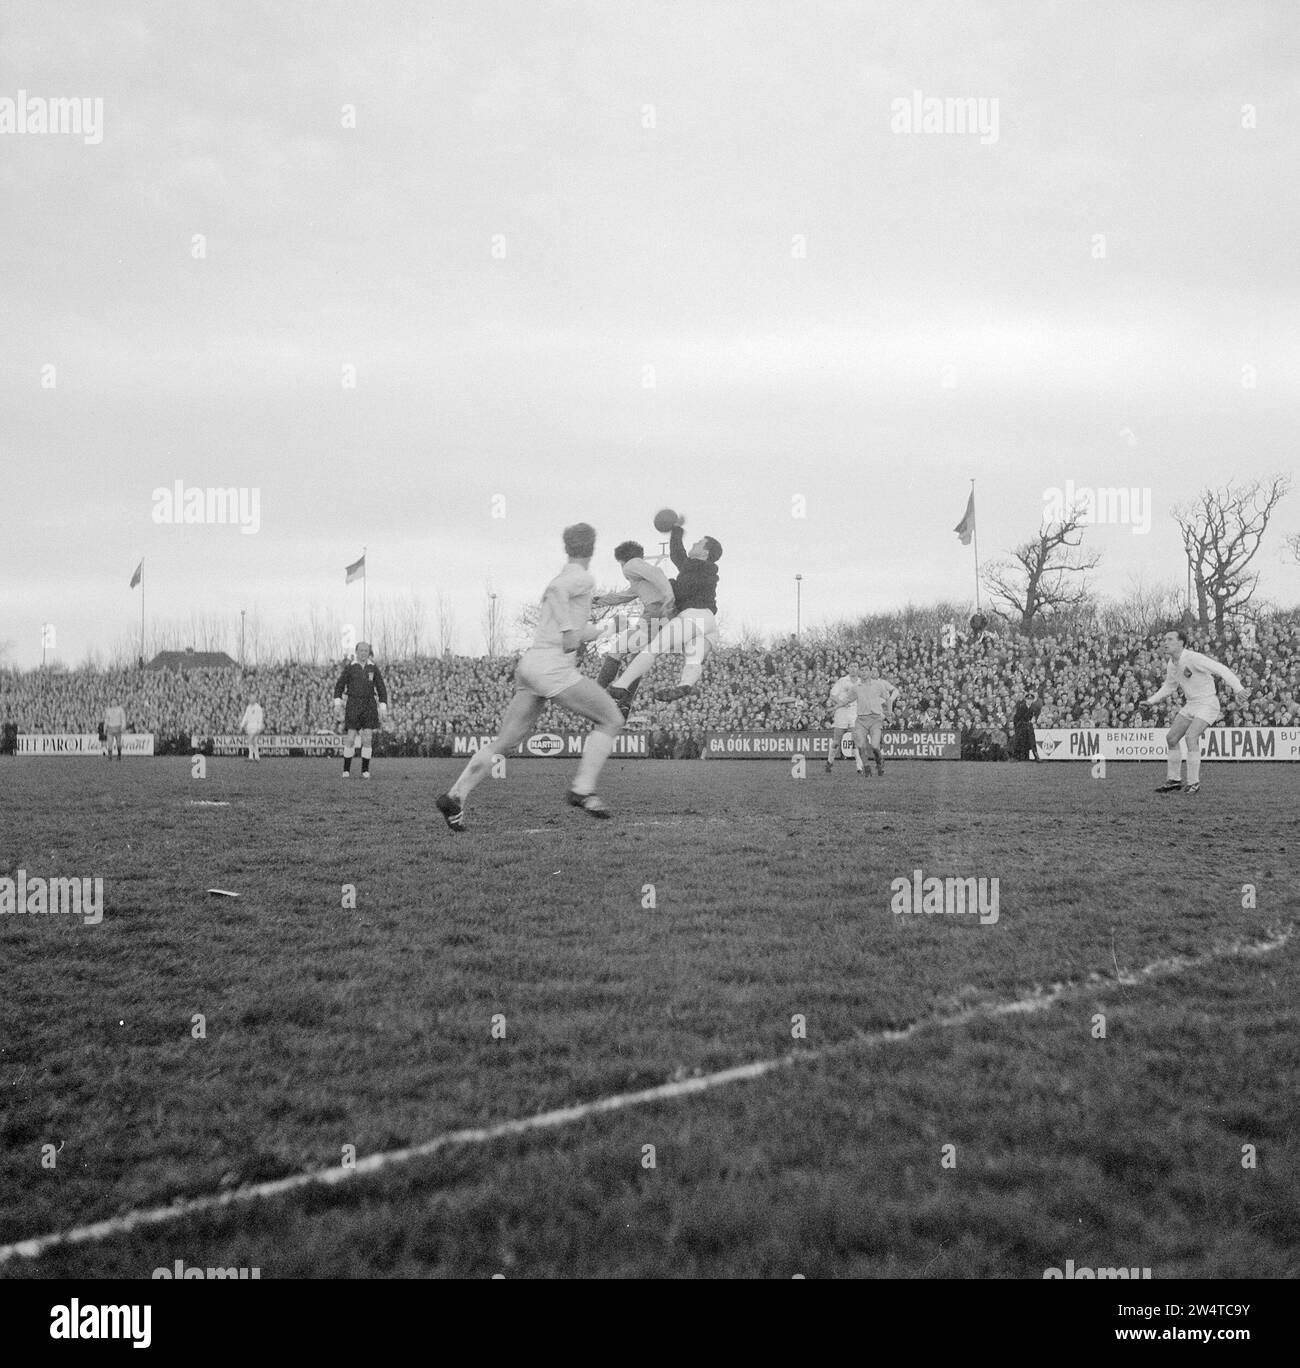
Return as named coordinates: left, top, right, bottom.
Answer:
left=653, top=507, right=679, bottom=533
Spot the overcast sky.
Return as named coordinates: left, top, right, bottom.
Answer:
left=2, top=0, right=1297, bottom=667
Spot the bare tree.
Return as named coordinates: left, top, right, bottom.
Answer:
left=984, top=507, right=1101, bottom=634
left=393, top=589, right=426, bottom=659
left=435, top=591, right=457, bottom=657
left=242, top=607, right=266, bottom=667
left=1286, top=530, right=1300, bottom=564
left=281, top=611, right=314, bottom=664
left=729, top=620, right=768, bottom=650
left=1097, top=576, right=1186, bottom=637
left=1174, top=476, right=1290, bottom=636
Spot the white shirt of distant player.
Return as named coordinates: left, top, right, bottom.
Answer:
left=853, top=677, right=899, bottom=717
left=531, top=561, right=595, bottom=652
left=829, top=675, right=859, bottom=726
left=103, top=705, right=126, bottom=729
left=239, top=703, right=265, bottom=735
left=1149, top=649, right=1244, bottom=706
left=620, top=556, right=675, bottom=620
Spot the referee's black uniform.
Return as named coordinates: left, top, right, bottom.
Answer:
left=334, top=661, right=388, bottom=731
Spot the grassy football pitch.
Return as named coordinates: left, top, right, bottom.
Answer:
left=1, top=756, right=1296, bottom=1278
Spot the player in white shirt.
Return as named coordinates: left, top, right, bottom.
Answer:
left=824, top=666, right=863, bottom=774
left=592, top=540, right=677, bottom=714
left=1145, top=628, right=1246, bottom=794
left=851, top=669, right=901, bottom=778
left=436, top=523, right=623, bottom=830
left=238, top=698, right=265, bottom=762
left=103, top=703, right=126, bottom=760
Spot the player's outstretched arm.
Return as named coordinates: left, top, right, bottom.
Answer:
left=668, top=520, right=688, bottom=569
left=1197, top=650, right=1247, bottom=698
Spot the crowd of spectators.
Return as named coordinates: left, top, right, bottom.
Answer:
left=3, top=616, right=1299, bottom=757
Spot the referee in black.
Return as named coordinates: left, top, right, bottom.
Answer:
left=333, top=641, right=389, bottom=779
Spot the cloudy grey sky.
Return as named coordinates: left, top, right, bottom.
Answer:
left=3, top=0, right=1297, bottom=666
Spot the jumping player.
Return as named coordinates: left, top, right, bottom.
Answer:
left=605, top=515, right=722, bottom=712
left=592, top=540, right=677, bottom=716
left=1146, top=628, right=1246, bottom=795
left=436, top=523, right=623, bottom=830
left=851, top=667, right=900, bottom=778
left=333, top=641, right=388, bottom=779
left=824, top=665, right=863, bottom=774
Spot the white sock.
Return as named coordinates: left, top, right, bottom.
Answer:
left=450, top=748, right=495, bottom=801
left=1166, top=747, right=1181, bottom=780
left=612, top=652, right=654, bottom=689
left=572, top=730, right=615, bottom=794
left=1186, top=749, right=1201, bottom=784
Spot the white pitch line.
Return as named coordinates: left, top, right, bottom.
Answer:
left=1, top=926, right=1289, bottom=1264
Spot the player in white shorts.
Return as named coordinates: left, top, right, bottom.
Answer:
left=851, top=670, right=900, bottom=778
left=436, top=523, right=623, bottom=830
left=592, top=540, right=677, bottom=715
left=103, top=703, right=126, bottom=760
left=1146, top=628, right=1246, bottom=795
left=238, top=698, right=265, bottom=762
left=606, top=515, right=723, bottom=712
left=824, top=666, right=862, bottom=774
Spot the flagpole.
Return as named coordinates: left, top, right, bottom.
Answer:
left=362, top=546, right=367, bottom=643
left=139, top=560, right=145, bottom=666
left=970, top=479, right=981, bottom=613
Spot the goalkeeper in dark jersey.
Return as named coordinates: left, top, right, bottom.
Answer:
left=606, top=514, right=721, bottom=713
left=333, top=641, right=389, bottom=779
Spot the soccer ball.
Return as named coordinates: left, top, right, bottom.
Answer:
left=653, top=507, right=679, bottom=533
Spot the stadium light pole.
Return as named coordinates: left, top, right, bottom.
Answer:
left=795, top=574, right=802, bottom=641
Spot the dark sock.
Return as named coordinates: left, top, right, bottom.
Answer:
left=361, top=757, right=370, bottom=773
left=343, top=756, right=352, bottom=773
left=596, top=655, right=621, bottom=689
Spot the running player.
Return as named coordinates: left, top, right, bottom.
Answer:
left=605, top=515, right=722, bottom=711
left=593, top=540, right=677, bottom=716
left=238, top=697, right=265, bottom=763
left=852, top=668, right=900, bottom=778
left=436, top=523, right=623, bottom=830
left=1146, top=628, right=1246, bottom=794
left=333, top=642, right=388, bottom=779
left=824, top=665, right=863, bottom=774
